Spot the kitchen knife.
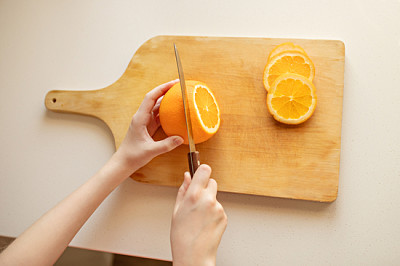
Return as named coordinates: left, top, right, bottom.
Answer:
left=173, top=43, right=200, bottom=177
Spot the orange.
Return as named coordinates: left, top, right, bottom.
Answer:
left=159, top=80, right=220, bottom=144
left=267, top=42, right=307, bottom=61
left=267, top=73, right=317, bottom=125
left=263, top=51, right=315, bottom=92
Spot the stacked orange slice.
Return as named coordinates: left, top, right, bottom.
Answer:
left=263, top=42, right=317, bottom=125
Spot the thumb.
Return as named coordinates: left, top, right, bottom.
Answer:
left=151, top=136, right=184, bottom=156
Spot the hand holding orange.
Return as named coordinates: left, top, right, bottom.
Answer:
left=159, top=80, right=220, bottom=144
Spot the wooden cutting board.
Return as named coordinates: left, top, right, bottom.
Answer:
left=45, top=35, right=345, bottom=202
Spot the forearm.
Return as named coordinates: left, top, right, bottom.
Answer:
left=0, top=151, right=135, bottom=266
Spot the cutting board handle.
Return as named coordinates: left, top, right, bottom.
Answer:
left=45, top=89, right=104, bottom=120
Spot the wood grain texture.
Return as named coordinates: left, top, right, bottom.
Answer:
left=45, top=35, right=345, bottom=202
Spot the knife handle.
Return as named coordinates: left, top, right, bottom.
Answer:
left=188, top=151, right=200, bottom=178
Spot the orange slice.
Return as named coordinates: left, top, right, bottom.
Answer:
left=266, top=73, right=317, bottom=125
left=268, top=42, right=307, bottom=61
left=263, top=51, right=315, bottom=92
left=159, top=80, right=221, bottom=144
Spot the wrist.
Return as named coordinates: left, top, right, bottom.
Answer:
left=114, top=150, right=139, bottom=172
left=110, top=150, right=139, bottom=179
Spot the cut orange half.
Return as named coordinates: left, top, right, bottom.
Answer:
left=193, top=84, right=220, bottom=133
left=263, top=51, right=315, bottom=92
left=267, top=73, right=317, bottom=125
left=268, top=42, right=307, bottom=61
left=159, top=80, right=220, bottom=144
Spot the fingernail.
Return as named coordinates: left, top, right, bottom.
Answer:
left=173, top=136, right=184, bottom=145
left=198, top=164, right=211, bottom=174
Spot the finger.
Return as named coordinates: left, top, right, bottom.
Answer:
left=138, top=80, right=179, bottom=114
left=143, top=96, right=163, bottom=133
left=136, top=95, right=163, bottom=130
left=183, top=172, right=191, bottom=191
left=147, top=114, right=160, bottom=136
left=150, top=135, right=184, bottom=156
left=173, top=172, right=191, bottom=215
left=206, top=178, right=218, bottom=197
left=176, top=172, right=191, bottom=203
left=132, top=110, right=152, bottom=127
left=152, top=96, right=163, bottom=118
left=188, top=164, right=212, bottom=192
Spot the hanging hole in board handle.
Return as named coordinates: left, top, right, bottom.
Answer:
left=52, top=98, right=57, bottom=103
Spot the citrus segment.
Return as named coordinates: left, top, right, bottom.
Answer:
left=159, top=80, right=220, bottom=144
left=267, top=73, right=317, bottom=124
left=263, top=51, right=315, bottom=92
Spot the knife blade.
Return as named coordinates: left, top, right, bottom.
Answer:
left=173, top=43, right=200, bottom=177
